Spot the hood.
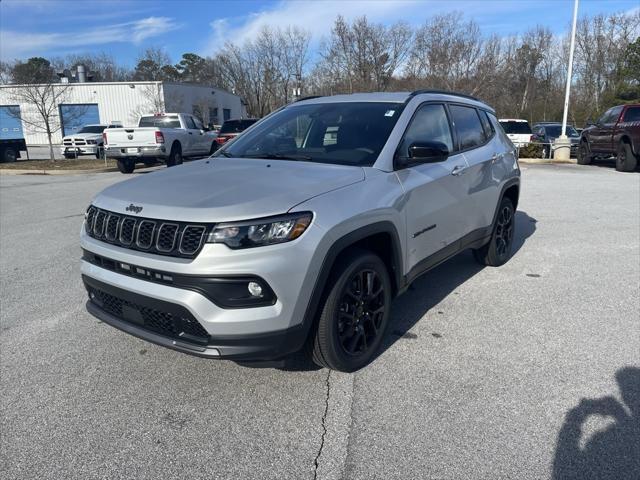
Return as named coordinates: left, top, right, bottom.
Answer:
left=93, top=158, right=365, bottom=222
left=64, top=132, right=102, bottom=140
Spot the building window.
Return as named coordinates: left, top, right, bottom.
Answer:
left=223, top=108, right=231, bottom=121
left=192, top=105, right=203, bottom=123
left=209, top=107, right=218, bottom=125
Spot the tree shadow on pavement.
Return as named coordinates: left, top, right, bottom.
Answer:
left=378, top=210, right=537, bottom=355
left=552, top=367, right=640, bottom=480
left=266, top=210, right=536, bottom=372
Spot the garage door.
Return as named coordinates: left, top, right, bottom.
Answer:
left=60, top=104, right=100, bottom=136
left=0, top=105, right=24, bottom=140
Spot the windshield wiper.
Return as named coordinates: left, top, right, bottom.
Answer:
left=243, top=153, right=313, bottom=161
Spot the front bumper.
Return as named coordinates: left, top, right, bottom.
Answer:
left=104, top=145, right=166, bottom=159
left=61, top=146, right=99, bottom=155
left=83, top=275, right=306, bottom=360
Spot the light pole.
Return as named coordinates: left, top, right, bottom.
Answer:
left=553, top=0, right=579, bottom=160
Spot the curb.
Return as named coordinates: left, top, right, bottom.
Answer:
left=0, top=167, right=119, bottom=175
left=518, top=158, right=577, bottom=164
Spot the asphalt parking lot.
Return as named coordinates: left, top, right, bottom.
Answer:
left=1, top=163, right=638, bottom=479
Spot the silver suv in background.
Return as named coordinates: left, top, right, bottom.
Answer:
left=81, top=90, right=520, bottom=372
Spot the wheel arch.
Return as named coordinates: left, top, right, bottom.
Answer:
left=299, top=222, right=404, bottom=344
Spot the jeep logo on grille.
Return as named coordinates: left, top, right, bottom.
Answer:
left=125, top=204, right=143, bottom=214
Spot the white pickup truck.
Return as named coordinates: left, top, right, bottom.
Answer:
left=104, top=113, right=217, bottom=173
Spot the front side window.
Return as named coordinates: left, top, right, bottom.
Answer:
left=398, top=103, right=453, bottom=155
left=219, top=102, right=404, bottom=167
left=623, top=106, right=640, bottom=122
left=450, top=104, right=486, bottom=150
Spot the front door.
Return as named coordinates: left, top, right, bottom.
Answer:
left=396, top=103, right=470, bottom=274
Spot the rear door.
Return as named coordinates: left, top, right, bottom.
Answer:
left=455, top=105, right=503, bottom=233
left=182, top=115, right=200, bottom=155
left=190, top=115, right=210, bottom=154
left=396, top=102, right=470, bottom=273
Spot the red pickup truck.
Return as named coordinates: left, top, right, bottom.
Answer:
left=577, top=104, right=640, bottom=172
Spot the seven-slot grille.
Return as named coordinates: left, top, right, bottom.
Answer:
left=85, top=206, right=210, bottom=258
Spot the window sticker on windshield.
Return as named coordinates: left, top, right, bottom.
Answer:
left=384, top=110, right=395, bottom=117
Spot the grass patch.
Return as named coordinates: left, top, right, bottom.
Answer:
left=0, top=159, right=118, bottom=170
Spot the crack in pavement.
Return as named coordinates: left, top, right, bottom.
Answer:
left=313, top=369, right=331, bottom=480
left=312, top=370, right=355, bottom=480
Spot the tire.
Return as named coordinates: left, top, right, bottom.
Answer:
left=543, top=145, right=551, bottom=159
left=310, top=249, right=392, bottom=372
left=95, top=147, right=103, bottom=160
left=167, top=143, right=182, bottom=167
left=117, top=158, right=135, bottom=174
left=577, top=141, right=592, bottom=165
left=2, top=147, right=17, bottom=163
left=63, top=153, right=76, bottom=159
left=615, top=141, right=637, bottom=172
left=209, top=142, right=217, bottom=156
left=473, top=197, right=515, bottom=267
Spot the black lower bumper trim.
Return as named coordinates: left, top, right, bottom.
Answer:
left=83, top=275, right=306, bottom=360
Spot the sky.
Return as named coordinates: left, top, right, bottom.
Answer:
left=1, top=0, right=638, bottom=67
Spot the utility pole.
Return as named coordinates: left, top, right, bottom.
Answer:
left=553, top=0, right=579, bottom=160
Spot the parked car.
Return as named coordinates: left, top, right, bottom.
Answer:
left=61, top=123, right=121, bottom=159
left=215, top=118, right=259, bottom=147
left=531, top=122, right=580, bottom=158
left=499, top=118, right=532, bottom=147
left=81, top=90, right=520, bottom=372
left=0, top=105, right=26, bottom=162
left=578, top=104, right=640, bottom=171
left=104, top=113, right=217, bottom=173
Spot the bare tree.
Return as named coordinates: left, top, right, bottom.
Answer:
left=6, top=83, right=85, bottom=160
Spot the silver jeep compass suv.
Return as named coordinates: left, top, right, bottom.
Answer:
left=81, top=90, right=520, bottom=372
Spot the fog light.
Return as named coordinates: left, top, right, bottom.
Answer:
left=247, top=281, right=263, bottom=297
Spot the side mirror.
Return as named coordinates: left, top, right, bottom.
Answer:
left=405, top=141, right=449, bottom=164
left=585, top=119, right=594, bottom=127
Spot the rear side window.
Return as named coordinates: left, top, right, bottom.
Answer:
left=623, top=107, right=640, bottom=122
left=449, top=105, right=486, bottom=150
left=184, top=116, right=197, bottom=129
left=220, top=119, right=257, bottom=134
left=398, top=103, right=453, bottom=155
left=478, top=110, right=494, bottom=140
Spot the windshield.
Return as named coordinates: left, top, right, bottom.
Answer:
left=78, top=125, right=106, bottom=134
left=545, top=125, right=579, bottom=138
left=138, top=116, right=181, bottom=128
left=219, top=119, right=258, bottom=134
left=500, top=121, right=532, bottom=134
left=217, top=102, right=404, bottom=167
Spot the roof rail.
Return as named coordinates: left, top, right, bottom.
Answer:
left=408, top=89, right=481, bottom=102
left=294, top=95, right=323, bottom=103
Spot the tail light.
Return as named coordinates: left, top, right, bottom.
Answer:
left=155, top=131, right=165, bottom=144
left=530, top=135, right=534, bottom=141
left=216, top=136, right=227, bottom=145
left=102, top=132, right=107, bottom=145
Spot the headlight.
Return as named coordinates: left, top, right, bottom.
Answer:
left=86, top=139, right=97, bottom=145
left=207, top=212, right=313, bottom=249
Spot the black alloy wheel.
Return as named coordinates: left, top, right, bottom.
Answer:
left=337, top=269, right=386, bottom=357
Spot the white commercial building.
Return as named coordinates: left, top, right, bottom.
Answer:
left=0, top=81, right=246, bottom=145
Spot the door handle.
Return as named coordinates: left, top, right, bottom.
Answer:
left=451, top=165, right=467, bottom=176
left=188, top=132, right=193, bottom=135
